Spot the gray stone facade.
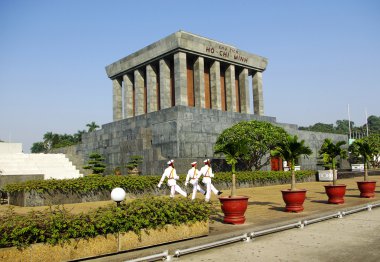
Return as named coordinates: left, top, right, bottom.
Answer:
left=75, top=106, right=348, bottom=175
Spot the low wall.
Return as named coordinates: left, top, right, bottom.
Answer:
left=8, top=190, right=111, bottom=207
left=338, top=170, right=380, bottom=179
left=8, top=175, right=317, bottom=207
left=0, top=221, right=209, bottom=262
left=0, top=175, right=44, bottom=189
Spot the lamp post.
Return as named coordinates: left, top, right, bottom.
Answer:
left=111, top=187, right=126, bottom=207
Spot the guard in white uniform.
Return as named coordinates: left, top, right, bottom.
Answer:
left=185, top=161, right=206, bottom=200
left=157, top=160, right=187, bottom=198
left=199, top=159, right=222, bottom=202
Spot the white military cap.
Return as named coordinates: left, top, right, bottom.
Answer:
left=167, top=159, right=174, bottom=165
left=203, top=159, right=210, bottom=163
left=191, top=161, right=197, bottom=166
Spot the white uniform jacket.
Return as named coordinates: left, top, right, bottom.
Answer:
left=185, top=167, right=201, bottom=185
left=200, top=165, right=214, bottom=184
left=160, top=166, right=179, bottom=186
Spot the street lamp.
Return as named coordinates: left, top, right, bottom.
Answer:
left=111, top=187, right=126, bottom=207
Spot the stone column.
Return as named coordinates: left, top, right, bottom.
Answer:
left=225, top=65, right=236, bottom=112
left=174, top=52, right=187, bottom=106
left=146, top=65, right=158, bottom=113
left=239, top=68, right=250, bottom=114
left=210, top=61, right=221, bottom=110
left=159, top=58, right=171, bottom=109
left=253, top=71, right=264, bottom=115
left=123, top=74, right=133, bottom=118
left=194, top=56, right=205, bottom=108
left=112, top=78, right=122, bottom=121
left=134, top=69, right=145, bottom=116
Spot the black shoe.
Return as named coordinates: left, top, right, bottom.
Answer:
left=217, top=191, right=223, bottom=195
left=204, top=192, right=207, bottom=195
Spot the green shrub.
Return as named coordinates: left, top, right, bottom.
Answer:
left=211, top=170, right=316, bottom=185
left=0, top=197, right=215, bottom=248
left=3, top=171, right=316, bottom=194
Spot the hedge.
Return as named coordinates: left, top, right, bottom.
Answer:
left=0, top=197, right=215, bottom=248
left=3, top=171, right=317, bottom=194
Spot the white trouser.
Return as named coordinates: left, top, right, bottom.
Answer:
left=190, top=181, right=205, bottom=200
left=204, top=181, right=219, bottom=201
left=170, top=184, right=187, bottom=198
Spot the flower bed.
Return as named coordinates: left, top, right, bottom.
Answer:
left=0, top=197, right=211, bottom=261
left=0, top=222, right=208, bottom=262
left=0, top=197, right=212, bottom=247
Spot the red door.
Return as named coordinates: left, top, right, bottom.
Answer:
left=271, top=157, right=283, bottom=171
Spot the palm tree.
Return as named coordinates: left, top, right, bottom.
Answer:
left=271, top=135, right=312, bottom=191
left=43, top=132, right=59, bottom=151
left=86, top=122, right=99, bottom=132
left=319, top=139, right=347, bottom=186
left=349, top=139, right=375, bottom=181
left=74, top=130, right=86, bottom=142
left=215, top=138, right=249, bottom=197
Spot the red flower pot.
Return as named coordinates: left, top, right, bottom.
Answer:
left=357, top=181, right=377, bottom=198
left=219, top=196, right=249, bottom=224
left=281, top=189, right=307, bottom=212
left=324, top=184, right=346, bottom=204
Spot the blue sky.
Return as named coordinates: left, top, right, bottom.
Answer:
left=1, top=0, right=379, bottom=152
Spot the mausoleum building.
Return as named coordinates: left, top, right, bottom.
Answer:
left=64, top=31, right=347, bottom=175
left=107, top=31, right=266, bottom=121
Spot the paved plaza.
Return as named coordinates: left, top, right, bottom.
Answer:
left=1, top=175, right=378, bottom=261
left=178, top=206, right=380, bottom=262
left=80, top=175, right=380, bottom=261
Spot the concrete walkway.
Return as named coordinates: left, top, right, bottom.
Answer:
left=85, top=175, right=380, bottom=262
left=178, top=206, right=380, bottom=261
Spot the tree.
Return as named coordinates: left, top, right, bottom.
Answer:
left=126, top=155, right=143, bottom=170
left=363, top=134, right=380, bottom=168
left=335, top=120, right=354, bottom=134
left=74, top=130, right=86, bottom=142
left=271, top=135, right=312, bottom=191
left=349, top=139, right=376, bottom=181
left=86, top=122, right=99, bottom=132
left=31, top=142, right=46, bottom=153
left=215, top=132, right=250, bottom=197
left=83, top=152, right=106, bottom=175
left=299, top=123, right=335, bottom=133
left=215, top=120, right=287, bottom=171
left=367, top=115, right=380, bottom=133
left=318, top=139, right=347, bottom=186
left=43, top=132, right=59, bottom=150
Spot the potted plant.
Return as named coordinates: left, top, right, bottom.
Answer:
left=318, top=139, right=347, bottom=204
left=271, top=135, right=312, bottom=212
left=349, top=139, right=377, bottom=198
left=214, top=130, right=250, bottom=225
left=126, top=155, right=143, bottom=176
left=114, top=166, right=122, bottom=176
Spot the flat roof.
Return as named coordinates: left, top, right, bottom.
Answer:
left=105, top=31, right=268, bottom=79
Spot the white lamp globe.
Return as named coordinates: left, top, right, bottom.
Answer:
left=111, top=187, right=126, bottom=202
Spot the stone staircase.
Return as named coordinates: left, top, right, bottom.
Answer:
left=0, top=153, right=83, bottom=180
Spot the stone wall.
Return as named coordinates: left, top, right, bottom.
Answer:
left=50, top=145, right=90, bottom=175
left=281, top=126, right=350, bottom=170
left=77, top=106, right=277, bottom=175
left=68, top=106, right=347, bottom=175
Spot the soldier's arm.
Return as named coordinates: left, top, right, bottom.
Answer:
left=157, top=170, right=167, bottom=187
